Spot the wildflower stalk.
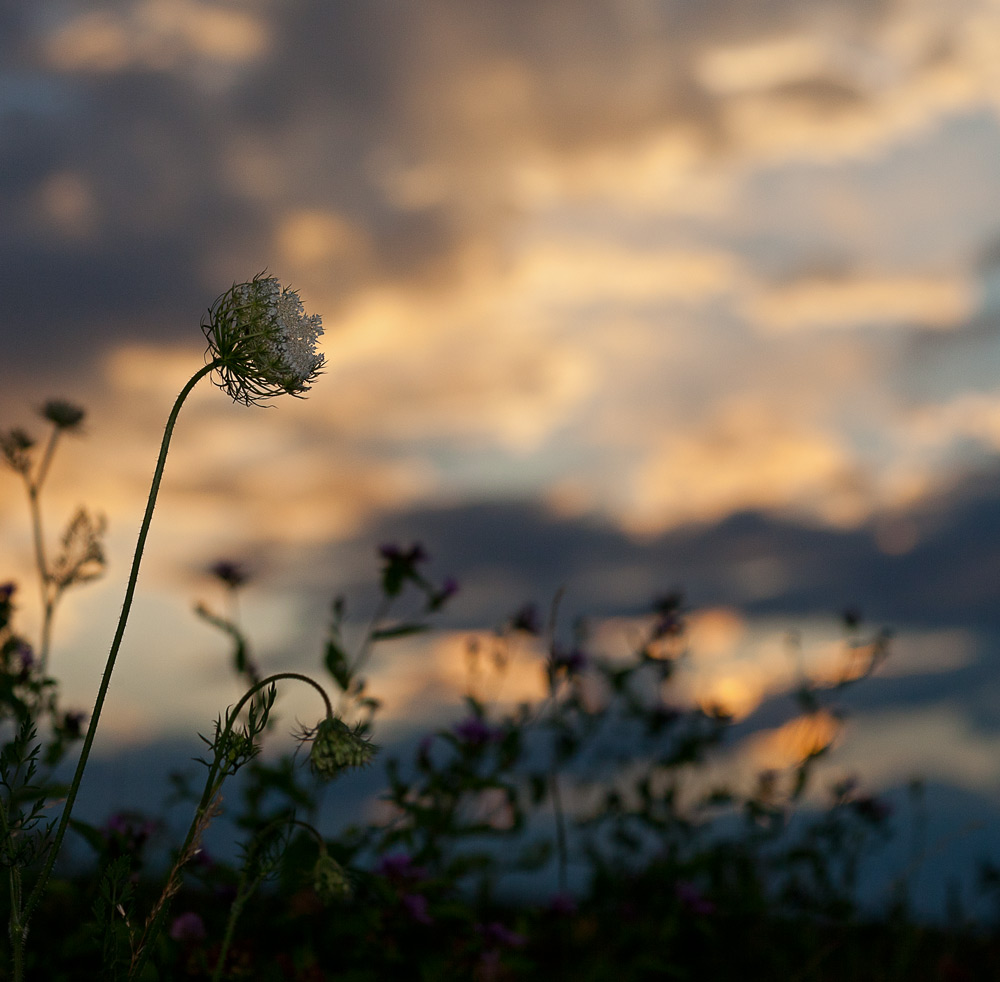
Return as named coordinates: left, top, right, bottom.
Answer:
left=211, top=819, right=329, bottom=982
left=130, top=672, right=336, bottom=981
left=19, top=360, right=220, bottom=958
left=26, top=427, right=58, bottom=672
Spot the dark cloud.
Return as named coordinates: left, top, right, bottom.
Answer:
left=291, top=454, right=1000, bottom=638
left=0, top=0, right=902, bottom=374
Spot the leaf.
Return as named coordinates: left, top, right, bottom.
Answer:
left=324, top=638, right=352, bottom=691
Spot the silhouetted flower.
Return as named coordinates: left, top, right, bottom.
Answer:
left=428, top=576, right=459, bottom=610
left=548, top=891, right=577, bottom=915
left=209, top=560, right=249, bottom=589
left=40, top=400, right=85, bottom=431
left=0, top=429, right=34, bottom=474
left=169, top=912, right=207, bottom=943
left=852, top=794, right=893, bottom=824
left=308, top=717, right=378, bottom=777
left=378, top=542, right=428, bottom=564
left=13, top=643, right=33, bottom=678
left=203, top=273, right=324, bottom=405
left=477, top=921, right=526, bottom=948
left=676, top=881, right=715, bottom=916
left=376, top=852, right=428, bottom=884
left=401, top=892, right=433, bottom=924
left=452, top=716, right=501, bottom=747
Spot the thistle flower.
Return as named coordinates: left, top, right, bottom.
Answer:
left=308, top=716, right=378, bottom=778
left=169, top=912, right=207, bottom=943
left=203, top=273, right=324, bottom=405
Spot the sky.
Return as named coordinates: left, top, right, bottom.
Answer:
left=4, top=0, right=1000, bottom=895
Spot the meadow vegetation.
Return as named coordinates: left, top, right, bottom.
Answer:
left=1, top=279, right=999, bottom=979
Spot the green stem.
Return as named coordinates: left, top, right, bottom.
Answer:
left=130, top=672, right=333, bottom=981
left=211, top=819, right=323, bottom=982
left=335, top=595, right=391, bottom=717
left=22, top=361, right=219, bottom=933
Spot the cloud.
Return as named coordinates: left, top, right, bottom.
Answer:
left=743, top=271, right=976, bottom=333
left=41, top=0, right=269, bottom=78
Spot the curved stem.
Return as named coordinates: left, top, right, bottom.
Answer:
left=130, top=672, right=333, bottom=981
left=23, top=360, right=219, bottom=929
left=211, top=818, right=324, bottom=982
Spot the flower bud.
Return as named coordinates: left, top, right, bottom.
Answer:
left=313, top=852, right=352, bottom=902
left=309, top=717, right=378, bottom=778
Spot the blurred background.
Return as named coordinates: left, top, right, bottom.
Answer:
left=3, top=0, right=1000, bottom=909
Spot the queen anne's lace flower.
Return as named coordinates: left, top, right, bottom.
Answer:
left=203, top=273, right=324, bottom=405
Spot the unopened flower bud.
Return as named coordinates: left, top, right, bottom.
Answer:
left=309, top=717, right=378, bottom=778
left=313, top=852, right=352, bottom=902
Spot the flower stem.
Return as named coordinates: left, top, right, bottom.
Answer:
left=130, top=672, right=333, bottom=981
left=21, top=360, right=220, bottom=934
left=25, top=427, right=58, bottom=673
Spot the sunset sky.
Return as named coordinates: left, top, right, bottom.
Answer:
left=4, top=1, right=1000, bottom=874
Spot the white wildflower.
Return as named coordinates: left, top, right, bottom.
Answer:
left=203, top=273, right=325, bottom=405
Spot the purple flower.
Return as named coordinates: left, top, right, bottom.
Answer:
left=0, top=583, right=15, bottom=602
left=378, top=543, right=428, bottom=565
left=62, top=710, right=86, bottom=738
left=429, top=576, right=459, bottom=610
left=401, top=892, right=433, bottom=924
left=376, top=852, right=428, bottom=883
left=676, top=881, right=715, bottom=916
left=209, top=560, right=249, bottom=588
left=852, top=795, right=893, bottom=824
left=169, top=912, right=206, bottom=943
left=477, top=921, right=526, bottom=948
left=452, top=716, right=500, bottom=747
left=102, top=811, right=156, bottom=853
left=548, top=891, right=577, bottom=915
left=14, top=643, right=33, bottom=675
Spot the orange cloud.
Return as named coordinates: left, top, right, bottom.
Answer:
left=624, top=402, right=854, bottom=534
left=744, top=273, right=975, bottom=333
left=44, top=0, right=269, bottom=75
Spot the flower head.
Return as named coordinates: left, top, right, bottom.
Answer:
left=308, top=716, right=378, bottom=778
left=452, top=716, right=501, bottom=747
left=203, top=273, right=324, bottom=405
left=169, top=912, right=207, bottom=943
left=209, top=559, right=250, bottom=589
left=313, top=851, right=352, bottom=902
left=0, top=429, right=34, bottom=475
left=40, top=400, right=85, bottom=431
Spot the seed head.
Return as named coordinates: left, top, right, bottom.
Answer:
left=203, top=273, right=324, bottom=405
left=308, top=716, right=378, bottom=778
